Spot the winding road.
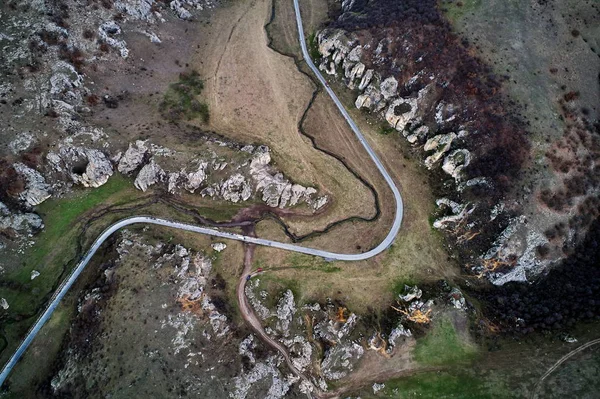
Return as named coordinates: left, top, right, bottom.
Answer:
left=0, top=0, right=404, bottom=388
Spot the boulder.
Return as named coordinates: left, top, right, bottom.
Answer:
left=184, top=162, right=208, bottom=193
left=211, top=242, right=227, bottom=252
left=406, top=125, right=429, bottom=144
left=358, top=69, right=374, bottom=91
left=74, top=149, right=114, bottom=187
left=170, top=0, right=192, bottom=19
left=317, top=29, right=356, bottom=62
left=423, top=132, right=457, bottom=169
left=346, top=45, right=362, bottom=62
left=9, top=132, right=35, bottom=154
left=47, top=146, right=113, bottom=188
left=355, top=85, right=384, bottom=111
left=13, top=163, right=51, bottom=206
left=442, top=149, right=471, bottom=180
left=134, top=159, right=164, bottom=191
left=387, top=324, right=412, bottom=349
left=276, top=290, right=296, bottom=337
left=435, top=101, right=458, bottom=127
left=398, top=285, right=422, bottom=302
left=380, top=76, right=398, bottom=100
left=220, top=173, right=251, bottom=203
left=167, top=172, right=181, bottom=194
left=118, top=140, right=148, bottom=174
left=448, top=287, right=466, bottom=310
left=98, top=21, right=129, bottom=58
left=321, top=342, right=364, bottom=380
left=433, top=199, right=473, bottom=230
left=385, top=97, right=419, bottom=131
left=346, top=62, right=365, bottom=88
left=249, top=146, right=322, bottom=209
left=0, top=201, right=44, bottom=234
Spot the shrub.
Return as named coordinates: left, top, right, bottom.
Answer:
left=160, top=71, right=209, bottom=123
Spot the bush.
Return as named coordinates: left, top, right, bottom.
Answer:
left=160, top=71, right=209, bottom=123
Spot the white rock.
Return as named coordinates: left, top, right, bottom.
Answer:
left=211, top=243, right=226, bottom=252
left=424, top=133, right=457, bottom=169
left=118, top=140, right=148, bottom=174
left=0, top=298, right=8, bottom=310
left=9, top=132, right=35, bottom=154
left=358, top=69, right=374, bottom=91
left=380, top=76, right=398, bottom=99
left=31, top=270, right=40, bottom=280
left=442, top=149, right=471, bottom=180
left=13, top=163, right=51, bottom=206
left=134, top=159, right=164, bottom=191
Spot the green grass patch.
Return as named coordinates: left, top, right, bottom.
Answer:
left=414, top=316, right=477, bottom=366
left=441, top=0, right=482, bottom=24
left=287, top=253, right=341, bottom=273
left=378, top=125, right=396, bottom=135
left=160, top=70, right=209, bottom=123
left=378, top=371, right=510, bottom=399
left=0, top=175, right=135, bottom=315
left=391, top=278, right=417, bottom=297
left=307, top=32, right=321, bottom=61
left=256, top=272, right=302, bottom=304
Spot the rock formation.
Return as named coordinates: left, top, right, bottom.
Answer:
left=47, top=146, right=113, bottom=188
left=13, top=163, right=51, bottom=207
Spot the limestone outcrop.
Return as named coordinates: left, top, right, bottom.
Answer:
left=47, top=146, right=113, bottom=188
left=118, top=141, right=327, bottom=210
left=13, top=163, right=51, bottom=207
left=117, top=140, right=149, bottom=175
left=0, top=201, right=44, bottom=235
left=134, top=159, right=164, bottom=192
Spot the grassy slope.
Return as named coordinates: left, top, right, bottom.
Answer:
left=414, top=316, right=477, bottom=366
left=378, top=371, right=510, bottom=399
left=0, top=175, right=136, bottom=316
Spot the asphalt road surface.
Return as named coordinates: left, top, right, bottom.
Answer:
left=0, top=0, right=403, bottom=387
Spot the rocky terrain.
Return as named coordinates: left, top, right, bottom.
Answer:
left=39, top=230, right=471, bottom=398
left=0, top=0, right=327, bottom=262
left=313, top=0, right=599, bottom=286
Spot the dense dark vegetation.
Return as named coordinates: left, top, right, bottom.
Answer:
left=477, top=216, right=600, bottom=333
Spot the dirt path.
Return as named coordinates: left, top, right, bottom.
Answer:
left=236, top=241, right=325, bottom=397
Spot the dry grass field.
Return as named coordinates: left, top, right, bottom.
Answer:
left=189, top=0, right=377, bottom=236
